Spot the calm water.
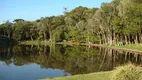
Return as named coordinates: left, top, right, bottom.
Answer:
left=0, top=45, right=142, bottom=80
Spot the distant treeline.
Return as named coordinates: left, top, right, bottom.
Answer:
left=0, top=0, right=142, bottom=45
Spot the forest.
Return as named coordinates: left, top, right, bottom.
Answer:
left=0, top=0, right=142, bottom=45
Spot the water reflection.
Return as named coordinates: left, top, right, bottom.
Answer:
left=0, top=45, right=142, bottom=79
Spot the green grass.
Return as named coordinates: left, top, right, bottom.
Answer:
left=114, top=44, right=142, bottom=51
left=20, top=41, right=79, bottom=46
left=42, top=71, right=112, bottom=80
left=20, top=40, right=142, bottom=52
left=57, top=42, right=142, bottom=51
left=42, top=64, right=142, bottom=80
left=20, top=40, right=50, bottom=45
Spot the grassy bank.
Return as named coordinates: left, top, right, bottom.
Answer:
left=43, top=71, right=112, bottom=80
left=115, top=44, right=142, bottom=51
left=43, top=64, right=142, bottom=80
left=20, top=40, right=50, bottom=45
left=20, top=40, right=142, bottom=53
left=20, top=41, right=80, bottom=46
left=57, top=42, right=142, bottom=52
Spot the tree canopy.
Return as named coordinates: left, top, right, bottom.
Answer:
left=0, top=0, right=142, bottom=45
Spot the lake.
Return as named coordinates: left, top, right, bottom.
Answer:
left=0, top=44, right=142, bottom=80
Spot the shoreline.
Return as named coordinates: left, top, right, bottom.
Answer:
left=42, top=71, right=112, bottom=80
left=56, top=42, right=142, bottom=54
left=42, top=64, right=142, bottom=80
left=81, top=43, right=142, bottom=54
left=20, top=41, right=142, bottom=54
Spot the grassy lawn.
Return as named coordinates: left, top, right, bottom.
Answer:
left=114, top=44, right=142, bottom=51
left=20, top=40, right=142, bottom=52
left=20, top=40, right=50, bottom=45
left=42, top=71, right=112, bottom=80
left=20, top=41, right=79, bottom=46
left=42, top=64, right=142, bottom=80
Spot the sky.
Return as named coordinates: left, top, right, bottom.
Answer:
left=0, top=0, right=112, bottom=23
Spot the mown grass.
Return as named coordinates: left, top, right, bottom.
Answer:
left=115, top=44, right=142, bottom=51
left=20, top=40, right=142, bottom=52
left=42, top=71, right=112, bottom=80
left=20, top=40, right=50, bottom=45
left=42, top=64, right=142, bottom=80
left=20, top=41, right=79, bottom=46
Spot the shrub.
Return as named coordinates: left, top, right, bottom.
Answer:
left=111, top=64, right=142, bottom=80
left=63, top=40, right=67, bottom=42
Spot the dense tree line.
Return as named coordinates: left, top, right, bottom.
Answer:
left=0, top=0, right=142, bottom=45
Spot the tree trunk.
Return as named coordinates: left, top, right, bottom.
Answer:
left=113, top=32, right=116, bottom=44
left=98, top=33, right=102, bottom=44
left=135, top=34, right=138, bottom=44
left=107, top=31, right=113, bottom=46
left=30, top=36, right=33, bottom=41
left=8, top=32, right=10, bottom=38
left=125, top=35, right=128, bottom=45
left=103, top=33, right=107, bottom=44
left=49, top=30, right=52, bottom=43
left=44, top=32, right=47, bottom=40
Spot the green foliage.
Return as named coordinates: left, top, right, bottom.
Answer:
left=13, top=21, right=32, bottom=41
left=0, top=0, right=142, bottom=45
left=64, top=26, right=79, bottom=41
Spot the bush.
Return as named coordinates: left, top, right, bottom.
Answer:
left=63, top=40, right=67, bottom=42
left=111, top=64, right=142, bottom=80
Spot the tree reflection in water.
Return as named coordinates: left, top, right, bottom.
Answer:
left=0, top=45, right=142, bottom=75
